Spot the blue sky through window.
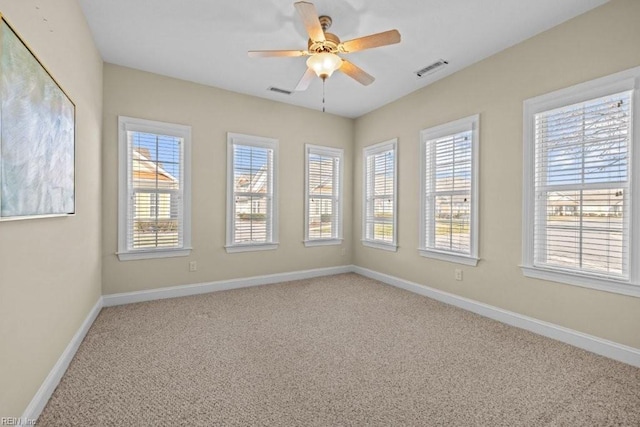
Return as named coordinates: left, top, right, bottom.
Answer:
left=540, top=92, right=629, bottom=185
left=433, top=132, right=472, bottom=180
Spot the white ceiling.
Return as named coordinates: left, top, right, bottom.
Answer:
left=78, top=0, right=608, bottom=118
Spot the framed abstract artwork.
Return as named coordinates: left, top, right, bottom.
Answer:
left=0, top=14, right=75, bottom=220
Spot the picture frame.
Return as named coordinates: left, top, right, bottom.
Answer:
left=0, top=13, right=76, bottom=220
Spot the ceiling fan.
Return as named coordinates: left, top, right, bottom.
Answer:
left=248, top=1, right=401, bottom=91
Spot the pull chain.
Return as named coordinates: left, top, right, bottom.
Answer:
left=322, top=78, right=326, bottom=113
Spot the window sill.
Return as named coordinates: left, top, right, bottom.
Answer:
left=362, top=240, right=398, bottom=252
left=117, top=247, right=192, bottom=261
left=419, top=249, right=479, bottom=266
left=520, top=265, right=640, bottom=298
left=304, top=239, right=343, bottom=247
left=225, top=243, right=279, bottom=254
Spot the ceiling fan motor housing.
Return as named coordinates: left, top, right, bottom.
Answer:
left=308, top=32, right=341, bottom=53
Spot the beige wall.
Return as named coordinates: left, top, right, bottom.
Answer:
left=354, top=0, right=640, bottom=349
left=4, top=0, right=640, bottom=418
left=102, top=64, right=353, bottom=294
left=0, top=0, right=103, bottom=417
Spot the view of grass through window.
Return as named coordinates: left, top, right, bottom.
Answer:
left=429, top=131, right=472, bottom=254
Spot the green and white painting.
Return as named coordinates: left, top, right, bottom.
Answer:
left=0, top=16, right=75, bottom=219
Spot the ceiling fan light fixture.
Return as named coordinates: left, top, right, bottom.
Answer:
left=306, top=52, right=342, bottom=79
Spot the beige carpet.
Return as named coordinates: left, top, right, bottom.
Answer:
left=39, top=273, right=640, bottom=426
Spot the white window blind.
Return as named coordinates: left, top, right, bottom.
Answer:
left=363, top=139, right=397, bottom=250
left=420, top=115, right=479, bottom=265
left=305, top=145, right=343, bottom=245
left=226, top=133, right=278, bottom=253
left=522, top=69, right=640, bottom=296
left=533, top=91, right=631, bottom=279
left=118, top=116, right=191, bottom=261
left=128, top=132, right=183, bottom=249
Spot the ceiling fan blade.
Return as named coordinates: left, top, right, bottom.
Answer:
left=340, top=29, right=401, bottom=53
left=248, top=50, right=307, bottom=58
left=295, top=68, right=317, bottom=91
left=294, top=1, right=325, bottom=42
left=340, top=60, right=375, bottom=86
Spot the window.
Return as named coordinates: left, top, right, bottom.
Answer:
left=419, top=115, right=479, bottom=266
left=363, top=139, right=398, bottom=251
left=522, top=67, right=640, bottom=297
left=304, top=145, right=344, bottom=246
left=117, top=116, right=191, bottom=261
left=226, top=133, right=278, bottom=253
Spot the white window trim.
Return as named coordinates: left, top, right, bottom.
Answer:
left=226, top=132, right=279, bottom=253
left=304, top=144, right=344, bottom=247
left=419, top=115, right=480, bottom=266
left=225, top=243, right=279, bottom=254
left=522, top=66, right=640, bottom=298
left=117, top=116, right=192, bottom=261
left=362, top=138, right=398, bottom=252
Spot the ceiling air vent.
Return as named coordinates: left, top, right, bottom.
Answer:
left=415, top=59, right=449, bottom=78
left=267, top=87, right=293, bottom=95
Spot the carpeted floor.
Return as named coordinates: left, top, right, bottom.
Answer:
left=39, top=273, right=640, bottom=426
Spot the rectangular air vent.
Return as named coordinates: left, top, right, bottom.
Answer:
left=415, top=59, right=449, bottom=78
left=267, top=87, right=293, bottom=95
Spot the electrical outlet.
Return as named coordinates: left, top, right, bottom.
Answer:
left=341, top=248, right=346, bottom=256
left=189, top=261, right=197, bottom=272
left=455, top=269, right=463, bottom=281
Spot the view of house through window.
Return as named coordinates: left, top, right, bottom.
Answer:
left=232, top=144, right=273, bottom=244
left=305, top=145, right=343, bottom=244
left=533, top=91, right=630, bottom=278
left=226, top=133, right=278, bottom=252
left=118, top=116, right=191, bottom=261
left=129, top=131, right=182, bottom=250
left=363, top=140, right=397, bottom=249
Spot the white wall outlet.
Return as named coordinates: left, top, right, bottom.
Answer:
left=455, top=269, right=463, bottom=281
left=341, top=248, right=346, bottom=256
left=189, top=261, right=197, bottom=272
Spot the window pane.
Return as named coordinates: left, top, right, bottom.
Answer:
left=423, top=124, right=474, bottom=257
left=129, top=131, right=182, bottom=250
left=536, top=190, right=582, bottom=269
left=373, top=151, right=394, bottom=196
left=308, top=154, right=336, bottom=196
left=232, top=143, right=273, bottom=245
left=537, top=93, right=629, bottom=186
left=373, top=196, right=394, bottom=242
left=536, top=189, right=625, bottom=276
left=533, top=91, right=630, bottom=279
left=234, top=195, right=268, bottom=243
left=373, top=221, right=394, bottom=242
left=521, top=71, right=640, bottom=292
left=364, top=143, right=396, bottom=244
left=234, top=145, right=269, bottom=194
left=434, top=132, right=472, bottom=193
left=433, top=195, right=471, bottom=253
left=308, top=198, right=334, bottom=240
left=306, top=148, right=342, bottom=242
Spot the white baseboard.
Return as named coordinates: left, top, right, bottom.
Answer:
left=21, top=297, right=104, bottom=423
left=103, top=265, right=353, bottom=307
left=21, top=264, right=640, bottom=424
left=353, top=266, right=640, bottom=368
